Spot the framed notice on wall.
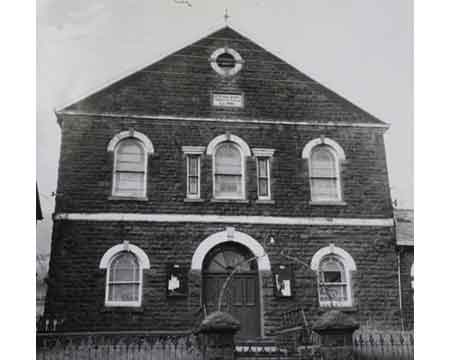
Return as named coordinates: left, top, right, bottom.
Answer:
left=273, top=265, right=295, bottom=298
left=212, top=93, right=244, bottom=108
left=166, top=264, right=188, bottom=298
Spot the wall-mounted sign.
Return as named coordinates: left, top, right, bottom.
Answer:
left=212, top=93, right=244, bottom=108
left=273, top=265, right=294, bottom=298
left=167, top=264, right=188, bottom=298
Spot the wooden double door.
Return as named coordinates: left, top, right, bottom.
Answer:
left=202, top=243, right=260, bottom=339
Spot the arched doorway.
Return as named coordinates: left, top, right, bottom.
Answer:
left=202, top=242, right=260, bottom=339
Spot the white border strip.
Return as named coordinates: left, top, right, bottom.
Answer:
left=56, top=111, right=389, bottom=128
left=53, top=213, right=394, bottom=227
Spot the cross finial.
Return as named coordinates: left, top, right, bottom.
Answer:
left=224, top=8, right=230, bottom=25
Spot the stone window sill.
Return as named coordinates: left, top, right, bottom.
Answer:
left=210, top=199, right=250, bottom=204
left=255, top=199, right=275, bottom=204
left=184, top=198, right=205, bottom=203
left=108, top=195, right=148, bottom=201
left=318, top=306, right=357, bottom=314
left=101, top=306, right=144, bottom=313
left=310, top=201, right=347, bottom=206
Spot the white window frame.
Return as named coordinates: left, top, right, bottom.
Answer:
left=182, top=146, right=205, bottom=199
left=206, top=134, right=251, bottom=200
left=209, top=47, right=244, bottom=77
left=302, top=137, right=345, bottom=203
left=253, top=148, right=275, bottom=201
left=99, top=241, right=150, bottom=307
left=107, top=130, right=154, bottom=199
left=310, top=244, right=356, bottom=308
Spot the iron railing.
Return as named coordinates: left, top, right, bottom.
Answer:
left=36, top=331, right=203, bottom=360
left=353, top=331, right=414, bottom=360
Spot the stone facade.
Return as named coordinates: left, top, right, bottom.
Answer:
left=395, top=209, right=414, bottom=330
left=45, top=26, right=402, bottom=335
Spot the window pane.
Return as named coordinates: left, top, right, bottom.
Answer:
left=320, top=256, right=344, bottom=272
left=108, top=283, right=139, bottom=302
left=215, top=143, right=242, bottom=175
left=311, top=179, right=338, bottom=201
left=311, top=147, right=336, bottom=178
left=205, top=247, right=252, bottom=273
left=320, top=256, right=346, bottom=282
left=188, top=177, right=198, bottom=194
left=319, top=284, right=347, bottom=302
left=110, top=253, right=139, bottom=282
left=117, top=161, right=145, bottom=172
left=215, top=175, right=242, bottom=197
left=115, top=172, right=145, bottom=196
left=323, top=271, right=342, bottom=283
left=116, top=140, right=145, bottom=172
left=258, top=158, right=268, bottom=177
left=188, top=156, right=199, bottom=175
left=259, top=179, right=268, bottom=197
left=187, top=156, right=200, bottom=196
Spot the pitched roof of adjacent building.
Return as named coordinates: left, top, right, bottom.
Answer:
left=394, top=209, right=414, bottom=246
left=58, top=26, right=386, bottom=127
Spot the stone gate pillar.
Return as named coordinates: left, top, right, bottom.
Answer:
left=196, top=311, right=240, bottom=360
left=312, top=310, right=359, bottom=360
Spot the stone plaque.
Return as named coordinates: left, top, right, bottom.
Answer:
left=212, top=93, right=244, bottom=108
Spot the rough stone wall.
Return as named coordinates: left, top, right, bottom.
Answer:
left=64, top=27, right=384, bottom=126
left=399, top=247, right=414, bottom=330
left=45, top=221, right=401, bottom=332
left=55, top=116, right=392, bottom=219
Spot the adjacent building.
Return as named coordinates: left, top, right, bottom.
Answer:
left=395, top=209, right=414, bottom=330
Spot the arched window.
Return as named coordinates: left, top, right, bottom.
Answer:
left=206, top=134, right=251, bottom=200
left=302, top=137, right=345, bottom=203
left=311, top=245, right=355, bottom=307
left=107, top=130, right=154, bottom=199
left=310, top=146, right=340, bottom=201
left=214, top=142, right=244, bottom=199
left=100, top=242, right=150, bottom=307
left=107, top=252, right=140, bottom=304
left=113, top=139, right=147, bottom=197
left=318, top=255, right=349, bottom=305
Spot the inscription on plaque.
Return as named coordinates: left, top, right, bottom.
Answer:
left=212, top=93, right=244, bottom=108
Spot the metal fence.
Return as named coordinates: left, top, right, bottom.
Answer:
left=36, top=332, right=204, bottom=360
left=37, top=330, right=414, bottom=360
left=353, top=332, right=414, bottom=360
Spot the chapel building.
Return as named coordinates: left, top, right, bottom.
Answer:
left=45, top=26, right=402, bottom=338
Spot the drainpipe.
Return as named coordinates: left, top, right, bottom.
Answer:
left=394, top=213, right=405, bottom=331
left=397, top=251, right=404, bottom=331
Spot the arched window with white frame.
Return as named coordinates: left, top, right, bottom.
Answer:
left=107, top=130, right=154, bottom=199
left=311, top=244, right=356, bottom=307
left=302, top=137, right=345, bottom=203
left=100, top=242, right=150, bottom=307
left=206, top=134, right=251, bottom=200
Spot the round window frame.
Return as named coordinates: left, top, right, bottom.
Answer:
left=210, top=48, right=243, bottom=77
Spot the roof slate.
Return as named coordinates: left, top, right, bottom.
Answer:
left=61, top=27, right=386, bottom=126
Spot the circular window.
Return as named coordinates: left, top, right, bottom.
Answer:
left=210, top=48, right=243, bottom=77
left=216, top=53, right=236, bottom=69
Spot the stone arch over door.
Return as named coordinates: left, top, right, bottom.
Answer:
left=191, top=228, right=271, bottom=271
left=191, top=228, right=270, bottom=339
